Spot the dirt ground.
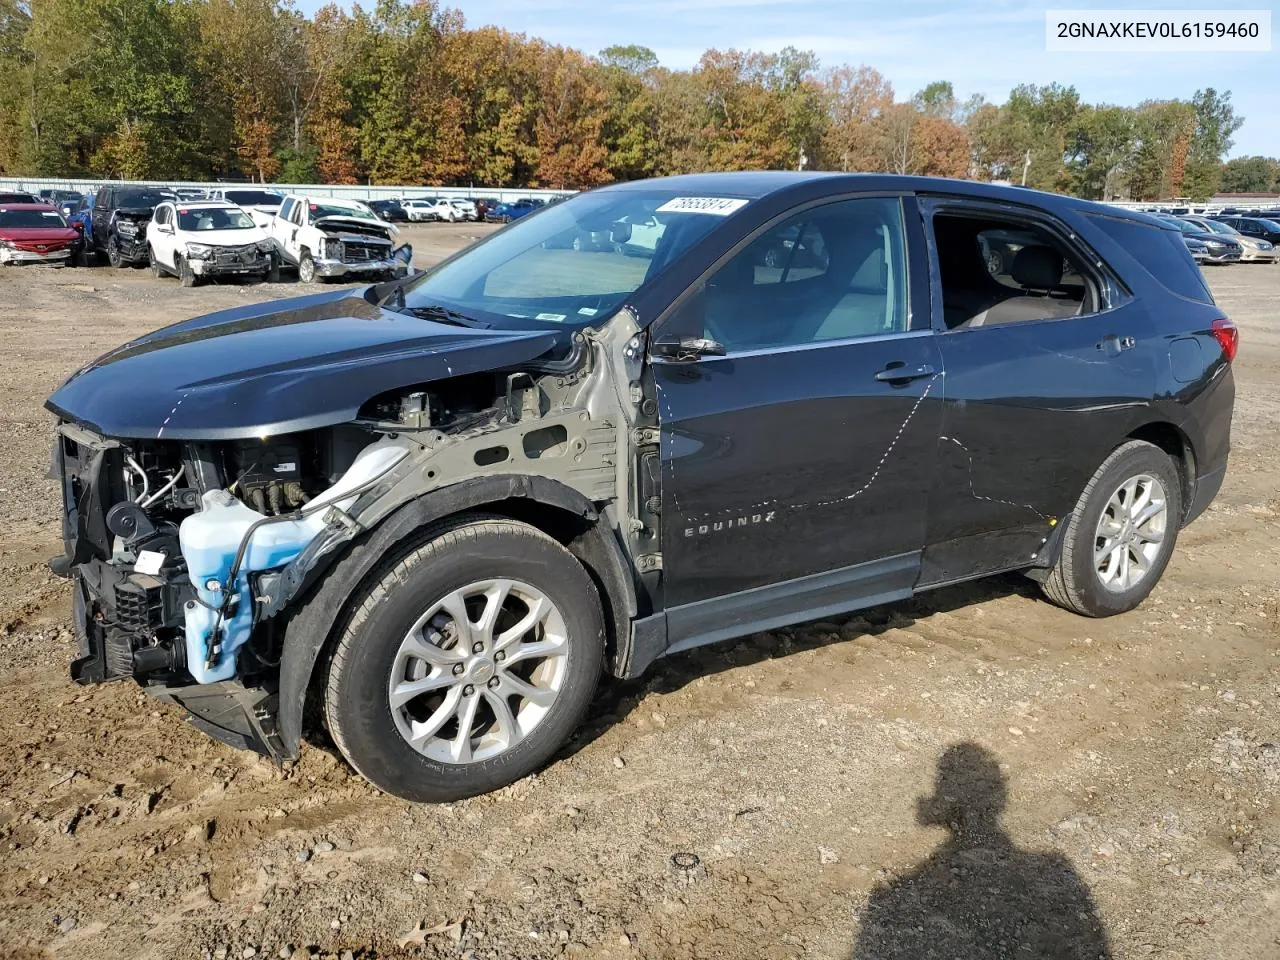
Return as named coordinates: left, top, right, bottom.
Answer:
left=0, top=225, right=1277, bottom=960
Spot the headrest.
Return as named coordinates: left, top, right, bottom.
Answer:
left=1011, top=245, right=1063, bottom=289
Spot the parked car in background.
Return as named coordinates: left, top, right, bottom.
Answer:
left=36, top=188, right=84, bottom=217
left=401, top=199, right=439, bottom=222
left=422, top=198, right=475, bottom=222
left=1181, top=215, right=1276, bottom=263
left=207, top=188, right=284, bottom=226
left=174, top=187, right=208, bottom=201
left=0, top=190, right=40, bottom=204
left=0, top=203, right=84, bottom=266
left=368, top=199, right=410, bottom=223
left=265, top=195, right=412, bottom=282
left=1183, top=237, right=1210, bottom=263
left=146, top=200, right=274, bottom=287
left=91, top=185, right=169, bottom=267
left=66, top=194, right=95, bottom=255
left=1213, top=215, right=1280, bottom=247
left=484, top=197, right=543, bottom=223
left=1156, top=215, right=1242, bottom=264
left=472, top=197, right=499, bottom=221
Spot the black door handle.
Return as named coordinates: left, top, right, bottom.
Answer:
left=875, top=362, right=936, bottom=383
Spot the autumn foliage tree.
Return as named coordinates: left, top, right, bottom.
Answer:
left=0, top=0, right=1252, bottom=199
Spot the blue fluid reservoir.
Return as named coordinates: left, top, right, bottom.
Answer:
left=178, top=439, right=408, bottom=683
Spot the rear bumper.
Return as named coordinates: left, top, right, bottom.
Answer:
left=1184, top=462, right=1227, bottom=526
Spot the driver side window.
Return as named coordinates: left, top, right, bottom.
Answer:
left=663, top=197, right=908, bottom=354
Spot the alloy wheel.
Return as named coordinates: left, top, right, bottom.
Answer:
left=1093, top=473, right=1168, bottom=593
left=388, top=578, right=569, bottom=764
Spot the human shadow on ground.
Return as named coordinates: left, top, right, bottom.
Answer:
left=850, top=742, right=1112, bottom=960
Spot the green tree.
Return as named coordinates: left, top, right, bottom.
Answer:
left=1220, top=155, right=1280, bottom=193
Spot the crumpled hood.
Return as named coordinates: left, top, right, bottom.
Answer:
left=174, top=226, right=269, bottom=247
left=314, top=214, right=398, bottom=238
left=46, top=288, right=562, bottom=441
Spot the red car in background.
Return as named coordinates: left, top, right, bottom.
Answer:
left=0, top=203, right=85, bottom=266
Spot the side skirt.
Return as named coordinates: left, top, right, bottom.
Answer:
left=622, top=551, right=920, bottom=679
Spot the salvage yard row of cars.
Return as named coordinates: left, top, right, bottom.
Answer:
left=0, top=187, right=414, bottom=283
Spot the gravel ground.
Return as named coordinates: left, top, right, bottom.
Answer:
left=0, top=232, right=1277, bottom=960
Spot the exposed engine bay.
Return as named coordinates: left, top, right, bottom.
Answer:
left=52, top=320, right=647, bottom=754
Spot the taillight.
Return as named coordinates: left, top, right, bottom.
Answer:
left=1210, top=317, right=1238, bottom=362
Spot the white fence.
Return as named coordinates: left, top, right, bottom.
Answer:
left=1, top=176, right=572, bottom=204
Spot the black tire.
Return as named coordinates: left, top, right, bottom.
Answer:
left=266, top=255, right=281, bottom=283
left=324, top=517, right=604, bottom=802
left=1040, top=440, right=1182, bottom=617
left=177, top=256, right=198, bottom=288
left=71, top=246, right=88, bottom=268
left=148, top=246, right=165, bottom=278
left=298, top=251, right=317, bottom=283
left=106, top=236, right=125, bottom=268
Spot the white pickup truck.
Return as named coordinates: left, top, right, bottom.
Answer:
left=266, top=195, right=413, bottom=283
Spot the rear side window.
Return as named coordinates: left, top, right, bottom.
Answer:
left=1089, top=215, right=1213, bottom=305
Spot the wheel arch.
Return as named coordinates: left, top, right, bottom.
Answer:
left=276, top=474, right=638, bottom=759
left=1124, top=420, right=1196, bottom=523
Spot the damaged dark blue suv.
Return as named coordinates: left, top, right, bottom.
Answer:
left=47, top=173, right=1236, bottom=802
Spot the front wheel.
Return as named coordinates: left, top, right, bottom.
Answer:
left=324, top=518, right=604, bottom=802
left=1040, top=440, right=1182, bottom=617
left=298, top=252, right=317, bottom=283
left=177, top=256, right=198, bottom=287
left=106, top=237, right=125, bottom=268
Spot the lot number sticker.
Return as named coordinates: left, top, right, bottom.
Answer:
left=655, top=197, right=749, bottom=216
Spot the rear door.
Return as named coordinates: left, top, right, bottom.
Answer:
left=918, top=198, right=1156, bottom=585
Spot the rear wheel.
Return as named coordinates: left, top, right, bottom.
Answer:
left=324, top=518, right=604, bottom=802
left=1040, top=440, right=1181, bottom=617
left=148, top=246, right=165, bottom=278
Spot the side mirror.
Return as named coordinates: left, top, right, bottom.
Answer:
left=651, top=336, right=726, bottom=363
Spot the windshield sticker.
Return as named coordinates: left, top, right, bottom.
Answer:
left=577, top=307, right=599, bottom=316
left=655, top=197, right=749, bottom=216
left=535, top=312, right=566, bottom=321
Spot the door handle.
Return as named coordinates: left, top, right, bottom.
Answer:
left=1096, top=334, right=1136, bottom=355
left=875, top=362, right=936, bottom=383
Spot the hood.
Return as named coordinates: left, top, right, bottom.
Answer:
left=1183, top=230, right=1239, bottom=246
left=0, top=226, right=79, bottom=243
left=314, top=214, right=397, bottom=237
left=174, top=226, right=269, bottom=247
left=46, top=287, right=563, bottom=441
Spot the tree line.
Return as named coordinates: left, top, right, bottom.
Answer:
left=0, top=0, right=1263, bottom=200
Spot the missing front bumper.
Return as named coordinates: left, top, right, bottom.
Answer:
left=149, top=680, right=288, bottom=761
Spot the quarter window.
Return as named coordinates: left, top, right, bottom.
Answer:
left=663, top=196, right=909, bottom=353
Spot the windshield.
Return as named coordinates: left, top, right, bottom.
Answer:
left=118, top=189, right=167, bottom=208
left=178, top=207, right=255, bottom=231
left=1255, top=219, right=1280, bottom=231
left=1163, top=217, right=1198, bottom=235
left=310, top=202, right=377, bottom=220
left=223, top=190, right=282, bottom=207
left=402, top=188, right=744, bottom=326
left=1201, top=220, right=1238, bottom=235
left=0, top=209, right=68, bottom=228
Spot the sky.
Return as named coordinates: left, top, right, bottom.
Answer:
left=295, top=0, right=1280, bottom=158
